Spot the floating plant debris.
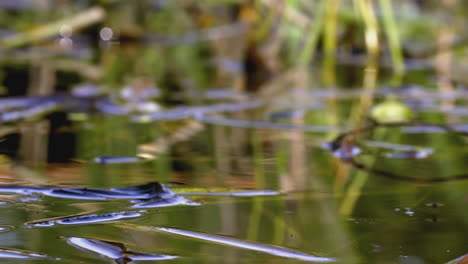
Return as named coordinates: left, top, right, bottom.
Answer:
left=0, top=182, right=172, bottom=200
left=64, top=237, right=177, bottom=263
left=321, top=138, right=362, bottom=160
left=0, top=248, right=50, bottom=260
left=119, top=223, right=336, bottom=263
left=25, top=211, right=143, bottom=227
left=0, top=182, right=278, bottom=211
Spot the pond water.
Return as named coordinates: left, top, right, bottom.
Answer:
left=1, top=82, right=468, bottom=264
left=1, top=2, right=468, bottom=264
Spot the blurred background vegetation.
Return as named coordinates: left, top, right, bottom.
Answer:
left=0, top=0, right=467, bottom=97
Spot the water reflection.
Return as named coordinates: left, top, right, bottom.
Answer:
left=25, top=211, right=144, bottom=228
left=0, top=248, right=51, bottom=260
left=121, top=224, right=336, bottom=262
left=65, top=236, right=177, bottom=263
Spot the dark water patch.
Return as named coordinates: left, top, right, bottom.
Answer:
left=64, top=236, right=177, bottom=263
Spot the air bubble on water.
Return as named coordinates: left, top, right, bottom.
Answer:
left=100, top=27, right=113, bottom=41
left=370, top=243, right=383, bottom=253
left=59, top=25, right=72, bottom=38
left=405, top=210, right=415, bottom=216
left=425, top=202, right=444, bottom=208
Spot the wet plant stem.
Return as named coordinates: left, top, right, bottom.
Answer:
left=322, top=0, right=341, bottom=86
left=379, top=0, right=404, bottom=83
left=299, top=0, right=326, bottom=65
left=355, top=0, right=379, bottom=58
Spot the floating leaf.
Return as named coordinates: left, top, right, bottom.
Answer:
left=370, top=98, right=413, bottom=123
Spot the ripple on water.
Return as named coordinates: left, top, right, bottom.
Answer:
left=64, top=237, right=178, bottom=262
left=0, top=225, right=14, bottom=232
left=25, top=211, right=144, bottom=228
left=0, top=248, right=50, bottom=260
